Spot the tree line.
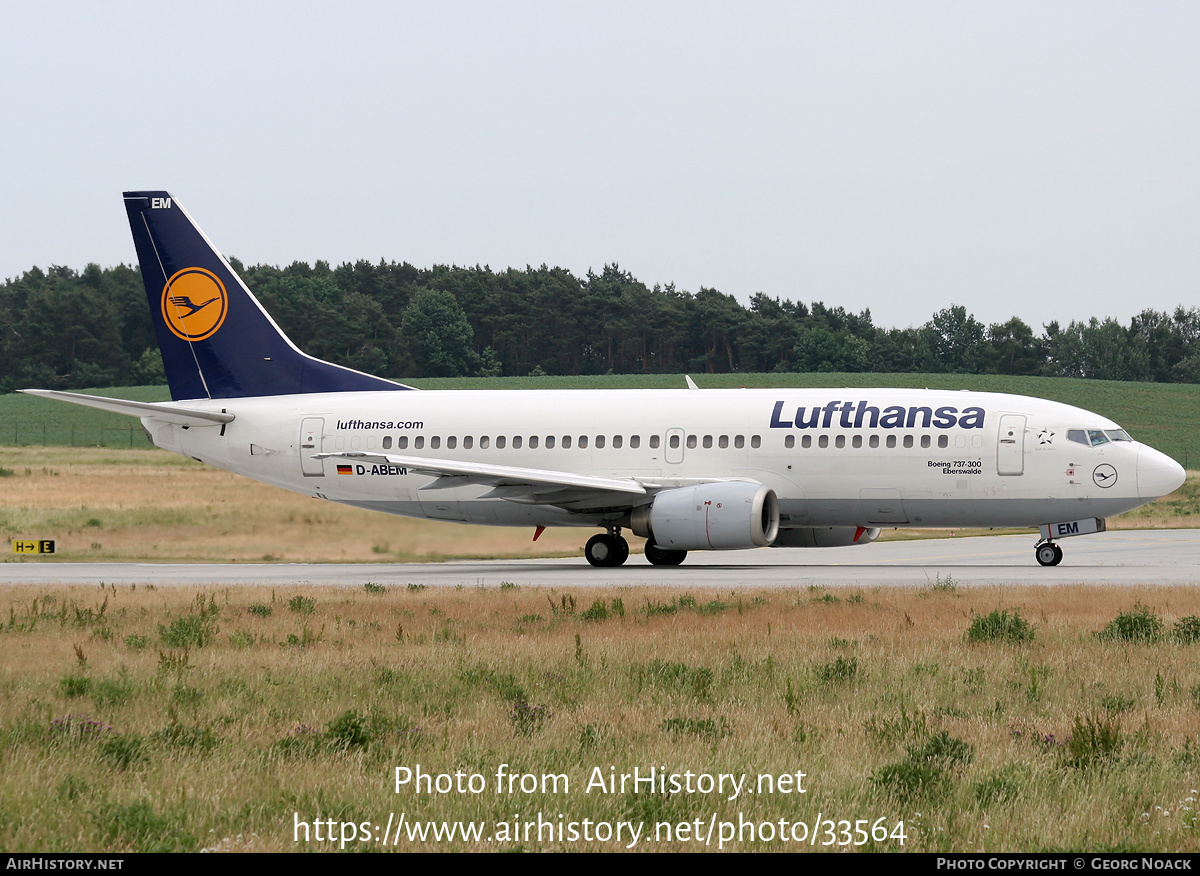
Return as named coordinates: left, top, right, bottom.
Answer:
left=3, top=259, right=1199, bottom=392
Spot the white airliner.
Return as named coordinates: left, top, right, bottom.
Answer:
left=22, top=192, right=1187, bottom=567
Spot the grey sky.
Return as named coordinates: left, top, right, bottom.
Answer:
left=3, top=1, right=1198, bottom=332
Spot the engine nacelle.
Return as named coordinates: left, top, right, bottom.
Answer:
left=630, top=482, right=780, bottom=551
left=771, top=526, right=881, bottom=548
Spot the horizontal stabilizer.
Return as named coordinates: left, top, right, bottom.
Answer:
left=18, top=389, right=234, bottom=426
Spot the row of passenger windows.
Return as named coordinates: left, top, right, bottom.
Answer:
left=375, top=433, right=766, bottom=451
left=785, top=433, right=957, bottom=450
left=337, top=432, right=975, bottom=452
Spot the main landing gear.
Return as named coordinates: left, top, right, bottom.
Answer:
left=1034, top=540, right=1064, bottom=567
left=644, top=541, right=687, bottom=566
left=583, top=530, right=689, bottom=567
left=585, top=530, right=630, bottom=567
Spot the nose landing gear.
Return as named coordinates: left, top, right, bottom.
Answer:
left=1034, top=540, right=1063, bottom=567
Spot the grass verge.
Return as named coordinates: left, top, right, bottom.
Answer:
left=2, top=582, right=1200, bottom=851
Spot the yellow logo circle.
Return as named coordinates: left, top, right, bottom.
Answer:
left=161, top=268, right=228, bottom=342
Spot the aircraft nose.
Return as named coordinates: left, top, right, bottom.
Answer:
left=1137, top=446, right=1186, bottom=500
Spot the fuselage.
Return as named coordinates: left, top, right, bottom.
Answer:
left=142, top=386, right=1183, bottom=535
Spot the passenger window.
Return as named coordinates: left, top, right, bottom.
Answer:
left=595, top=436, right=605, bottom=448
left=447, top=436, right=457, bottom=449
left=734, top=435, right=744, bottom=449
left=751, top=436, right=761, bottom=448
left=528, top=436, right=538, bottom=449
left=464, top=436, right=474, bottom=449
left=670, top=435, right=680, bottom=449
left=513, top=436, right=522, bottom=449
left=869, top=435, right=879, bottom=448
left=545, top=436, right=555, bottom=449
left=835, top=435, right=845, bottom=448
left=398, top=436, right=408, bottom=450
left=413, top=436, right=422, bottom=450
left=613, top=435, right=624, bottom=449
left=852, top=435, right=862, bottom=448
left=578, top=436, right=588, bottom=449
left=703, top=435, right=713, bottom=449
left=686, top=435, right=697, bottom=449
left=496, top=436, right=505, bottom=449
left=630, top=435, right=640, bottom=448
left=383, top=436, right=392, bottom=449
left=903, top=435, right=913, bottom=448
left=785, top=435, right=795, bottom=449
left=479, top=436, right=489, bottom=449
left=431, top=437, right=441, bottom=449
left=719, top=435, right=729, bottom=448
left=802, top=435, right=812, bottom=449
left=818, top=435, right=829, bottom=448
left=561, top=436, right=571, bottom=449
left=920, top=435, right=930, bottom=448
left=886, top=435, right=896, bottom=449
left=937, top=435, right=948, bottom=449
left=646, top=435, right=655, bottom=449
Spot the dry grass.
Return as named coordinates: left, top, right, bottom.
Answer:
left=0, top=447, right=585, bottom=562
left=3, top=582, right=1200, bottom=851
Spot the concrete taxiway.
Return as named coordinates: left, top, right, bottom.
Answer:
left=2, top=530, right=1199, bottom=588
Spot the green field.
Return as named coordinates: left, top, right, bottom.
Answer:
left=3, top=374, right=1198, bottom=466
left=0, top=386, right=167, bottom=449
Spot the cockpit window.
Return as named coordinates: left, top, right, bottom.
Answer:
left=1068, top=428, right=1128, bottom=447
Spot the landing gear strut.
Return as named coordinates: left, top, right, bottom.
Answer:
left=1034, top=540, right=1063, bottom=567
left=585, top=530, right=630, bottom=567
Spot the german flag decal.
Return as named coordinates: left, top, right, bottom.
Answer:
left=337, top=464, right=353, bottom=475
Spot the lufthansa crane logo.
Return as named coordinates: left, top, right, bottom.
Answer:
left=161, top=268, right=228, bottom=342
left=1093, top=464, right=1118, bottom=489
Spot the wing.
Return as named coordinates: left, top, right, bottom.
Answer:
left=316, top=451, right=649, bottom=509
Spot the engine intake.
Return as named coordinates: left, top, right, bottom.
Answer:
left=630, top=482, right=780, bottom=551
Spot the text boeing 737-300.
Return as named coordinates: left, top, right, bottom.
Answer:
left=21, top=192, right=1186, bottom=567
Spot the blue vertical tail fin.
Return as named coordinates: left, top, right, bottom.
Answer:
left=123, top=191, right=410, bottom=400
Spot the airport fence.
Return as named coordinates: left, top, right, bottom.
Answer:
left=2, top=421, right=152, bottom=448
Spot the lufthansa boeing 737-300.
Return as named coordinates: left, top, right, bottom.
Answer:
left=21, top=192, right=1187, bottom=567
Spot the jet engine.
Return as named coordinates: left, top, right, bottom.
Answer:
left=771, top=526, right=881, bottom=548
left=630, top=482, right=780, bottom=551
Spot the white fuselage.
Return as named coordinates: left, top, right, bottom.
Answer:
left=140, top=387, right=1181, bottom=537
